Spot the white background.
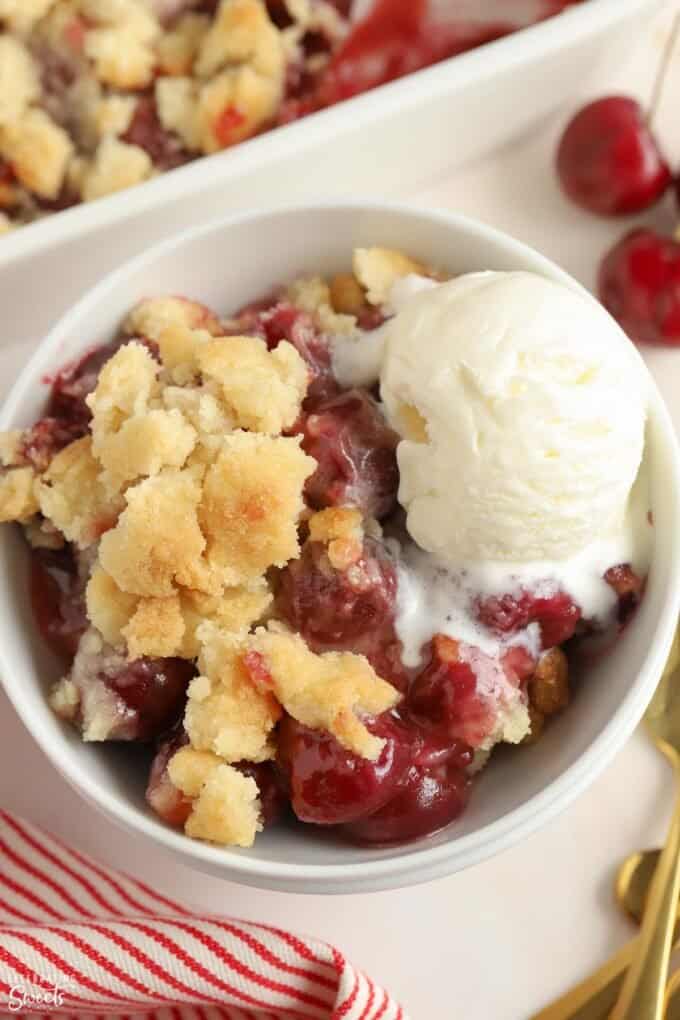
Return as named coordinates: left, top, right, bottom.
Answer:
left=3, top=4, right=680, bottom=1018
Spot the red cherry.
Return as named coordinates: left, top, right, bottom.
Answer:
left=556, top=97, right=671, bottom=216
left=341, top=758, right=470, bottom=846
left=277, top=714, right=414, bottom=826
left=146, top=725, right=193, bottom=829
left=598, top=227, right=680, bottom=346
left=476, top=588, right=581, bottom=650
left=296, top=389, right=399, bottom=519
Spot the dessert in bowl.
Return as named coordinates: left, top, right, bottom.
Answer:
left=0, top=202, right=678, bottom=894
left=0, top=0, right=585, bottom=233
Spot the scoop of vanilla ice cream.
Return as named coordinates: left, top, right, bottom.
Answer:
left=380, top=270, right=646, bottom=563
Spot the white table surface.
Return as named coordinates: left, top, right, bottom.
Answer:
left=3, top=6, right=680, bottom=1018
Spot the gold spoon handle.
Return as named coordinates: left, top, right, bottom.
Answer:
left=531, top=773, right=680, bottom=1020
left=608, top=759, right=680, bottom=1020
left=531, top=939, right=638, bottom=1020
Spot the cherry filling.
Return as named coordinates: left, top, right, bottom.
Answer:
left=406, top=635, right=529, bottom=750
left=278, top=714, right=413, bottom=825
left=21, top=339, right=127, bottom=471
left=30, top=545, right=88, bottom=661
left=278, top=532, right=409, bottom=693
left=121, top=94, right=192, bottom=171
left=145, top=724, right=192, bottom=828
left=604, top=563, right=645, bottom=626
left=101, top=655, right=194, bottom=742
left=475, top=588, right=581, bottom=650
left=278, top=712, right=472, bottom=841
left=296, top=390, right=399, bottom=519
left=341, top=756, right=471, bottom=846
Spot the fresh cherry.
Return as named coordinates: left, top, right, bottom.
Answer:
left=556, top=97, right=671, bottom=216
left=598, top=227, right=680, bottom=346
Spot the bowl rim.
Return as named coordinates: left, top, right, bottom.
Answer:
left=2, top=199, right=679, bottom=894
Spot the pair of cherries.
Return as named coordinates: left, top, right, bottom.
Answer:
left=556, top=96, right=680, bottom=347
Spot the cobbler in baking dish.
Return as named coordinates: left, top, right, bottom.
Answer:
left=0, top=0, right=584, bottom=232
left=0, top=247, right=644, bottom=848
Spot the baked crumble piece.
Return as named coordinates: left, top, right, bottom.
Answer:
left=1, top=245, right=637, bottom=850
left=0, top=1, right=585, bottom=231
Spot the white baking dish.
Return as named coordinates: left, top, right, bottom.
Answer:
left=0, top=0, right=658, bottom=345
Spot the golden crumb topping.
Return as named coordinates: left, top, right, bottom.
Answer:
left=179, top=583, right=272, bottom=659
left=308, top=506, right=363, bottom=569
left=195, top=0, right=283, bottom=80
left=353, top=247, right=426, bottom=307
left=196, top=336, right=307, bottom=435
left=285, top=276, right=358, bottom=336
left=0, top=108, right=73, bottom=200
left=198, top=431, right=315, bottom=586
left=95, top=407, right=197, bottom=494
left=99, top=468, right=207, bottom=597
left=86, top=563, right=140, bottom=647
left=125, top=297, right=224, bottom=342
left=185, top=625, right=281, bottom=762
left=123, top=594, right=186, bottom=660
left=78, top=136, right=154, bottom=202
left=246, top=626, right=400, bottom=760
left=156, top=13, right=210, bottom=77
left=88, top=341, right=160, bottom=433
left=0, top=467, right=39, bottom=523
left=0, top=37, right=39, bottom=126
left=169, top=748, right=262, bottom=847
left=36, top=437, right=123, bottom=548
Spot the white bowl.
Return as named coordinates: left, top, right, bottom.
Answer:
left=1, top=202, right=679, bottom=894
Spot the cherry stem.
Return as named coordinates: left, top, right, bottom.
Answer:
left=648, top=10, right=680, bottom=127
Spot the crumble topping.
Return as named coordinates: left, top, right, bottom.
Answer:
left=195, top=336, right=307, bottom=434
left=36, top=437, right=124, bottom=547
left=124, top=296, right=224, bottom=342
left=285, top=276, right=358, bottom=336
left=0, top=37, right=40, bottom=125
left=0, top=0, right=57, bottom=34
left=0, top=107, right=74, bottom=200
left=245, top=625, right=400, bottom=760
left=0, top=467, right=39, bottom=523
left=198, top=431, right=315, bottom=585
left=77, top=136, right=154, bottom=202
left=308, top=506, right=364, bottom=570
left=353, top=248, right=426, bottom=307
left=185, top=625, right=282, bottom=763
left=168, top=748, right=262, bottom=847
left=156, top=13, right=210, bottom=77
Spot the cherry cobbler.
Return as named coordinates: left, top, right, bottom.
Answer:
left=0, top=247, right=643, bottom=848
left=0, top=0, right=584, bottom=233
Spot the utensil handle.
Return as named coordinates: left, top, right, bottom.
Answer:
left=608, top=760, right=680, bottom=1020
left=530, top=939, right=637, bottom=1020
left=531, top=777, right=680, bottom=1020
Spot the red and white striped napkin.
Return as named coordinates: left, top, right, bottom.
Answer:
left=0, top=812, right=407, bottom=1020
